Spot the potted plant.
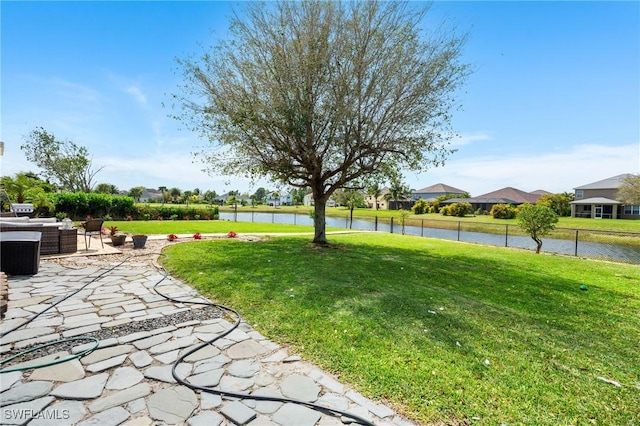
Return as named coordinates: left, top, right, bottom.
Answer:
left=109, top=226, right=126, bottom=246
left=132, top=234, right=148, bottom=249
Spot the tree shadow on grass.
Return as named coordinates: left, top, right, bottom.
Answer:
left=162, top=236, right=640, bottom=424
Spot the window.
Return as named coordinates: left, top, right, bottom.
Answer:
left=624, top=205, right=640, bottom=215
left=576, top=190, right=584, bottom=199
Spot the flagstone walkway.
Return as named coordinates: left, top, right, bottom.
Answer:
left=0, top=243, right=417, bottom=426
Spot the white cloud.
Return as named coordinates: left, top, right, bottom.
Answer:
left=125, top=86, right=147, bottom=106
left=412, top=143, right=640, bottom=196
left=450, top=131, right=492, bottom=147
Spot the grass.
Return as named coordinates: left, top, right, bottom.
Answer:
left=96, top=220, right=341, bottom=235
left=138, top=203, right=640, bottom=232
left=159, top=233, right=640, bottom=425
left=217, top=204, right=640, bottom=232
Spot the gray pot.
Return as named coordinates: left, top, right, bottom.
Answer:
left=132, top=235, right=148, bottom=249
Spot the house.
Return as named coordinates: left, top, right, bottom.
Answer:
left=303, top=194, right=338, bottom=207
left=365, top=188, right=389, bottom=210
left=140, top=189, right=163, bottom=203
left=570, top=174, right=638, bottom=219
left=411, top=183, right=468, bottom=201
left=441, top=187, right=543, bottom=212
left=216, top=192, right=251, bottom=205
left=266, top=192, right=293, bottom=207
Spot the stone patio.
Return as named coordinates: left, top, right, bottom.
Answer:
left=0, top=234, right=417, bottom=426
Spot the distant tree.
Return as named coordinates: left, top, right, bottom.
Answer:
left=128, top=186, right=145, bottom=202
left=169, top=187, right=182, bottom=203
left=616, top=174, right=640, bottom=204
left=435, top=192, right=469, bottom=202
left=517, top=204, right=559, bottom=254
left=367, top=183, right=383, bottom=210
left=94, top=183, right=119, bottom=194
left=203, top=190, right=217, bottom=205
left=158, top=186, right=168, bottom=205
left=175, top=0, right=470, bottom=244
left=537, top=192, right=574, bottom=217
left=384, top=176, right=412, bottom=210
left=253, top=187, right=267, bottom=204
left=21, top=127, right=105, bottom=192
left=182, top=190, right=194, bottom=206
left=334, top=189, right=366, bottom=227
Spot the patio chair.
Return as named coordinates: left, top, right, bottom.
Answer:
left=82, top=218, right=104, bottom=250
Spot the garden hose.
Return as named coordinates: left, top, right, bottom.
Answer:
left=153, top=253, right=378, bottom=426
left=1, top=251, right=378, bottom=425
left=0, top=337, right=99, bottom=373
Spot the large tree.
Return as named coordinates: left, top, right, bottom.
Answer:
left=21, top=127, right=104, bottom=192
left=616, top=174, right=640, bottom=205
left=175, top=0, right=470, bottom=244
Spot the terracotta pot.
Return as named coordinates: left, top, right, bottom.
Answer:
left=110, top=234, right=126, bottom=246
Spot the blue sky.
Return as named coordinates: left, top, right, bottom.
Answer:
left=1, top=1, right=638, bottom=197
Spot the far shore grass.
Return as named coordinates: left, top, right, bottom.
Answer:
left=159, top=233, right=640, bottom=425
left=137, top=203, right=639, bottom=233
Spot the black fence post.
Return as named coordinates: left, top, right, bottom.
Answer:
left=505, top=224, right=509, bottom=247
left=575, top=230, right=579, bottom=256
left=421, top=219, right=424, bottom=237
left=390, top=217, right=394, bottom=234
left=457, top=221, right=461, bottom=241
left=375, top=216, right=378, bottom=231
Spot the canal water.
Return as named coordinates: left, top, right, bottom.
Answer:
left=219, top=211, right=640, bottom=264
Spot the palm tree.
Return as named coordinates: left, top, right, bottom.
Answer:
left=128, top=186, right=145, bottom=202
left=1, top=173, right=39, bottom=203
left=385, top=177, right=412, bottom=210
left=367, top=183, right=383, bottom=210
left=158, top=186, right=167, bottom=205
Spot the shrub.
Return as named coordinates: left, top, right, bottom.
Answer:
left=53, top=192, right=135, bottom=220
left=412, top=198, right=429, bottom=215
left=440, top=202, right=472, bottom=217
left=490, top=203, right=517, bottom=219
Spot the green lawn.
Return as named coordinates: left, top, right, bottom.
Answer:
left=97, top=220, right=341, bottom=235
left=159, top=233, right=640, bottom=425
left=216, top=204, right=640, bottom=233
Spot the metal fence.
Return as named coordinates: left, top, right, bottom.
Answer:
left=219, top=211, right=640, bottom=264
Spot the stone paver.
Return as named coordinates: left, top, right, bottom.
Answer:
left=0, top=259, right=418, bottom=426
left=147, top=386, right=197, bottom=424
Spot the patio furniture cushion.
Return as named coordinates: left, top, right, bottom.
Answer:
left=0, top=231, right=41, bottom=275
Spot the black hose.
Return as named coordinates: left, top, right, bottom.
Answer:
left=1, top=251, right=379, bottom=425
left=153, top=254, right=379, bottom=426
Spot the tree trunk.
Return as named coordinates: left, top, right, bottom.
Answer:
left=313, top=196, right=328, bottom=245
left=532, top=236, right=542, bottom=254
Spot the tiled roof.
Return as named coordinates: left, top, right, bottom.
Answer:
left=475, top=187, right=541, bottom=204
left=414, top=183, right=467, bottom=194
left=574, top=174, right=632, bottom=190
